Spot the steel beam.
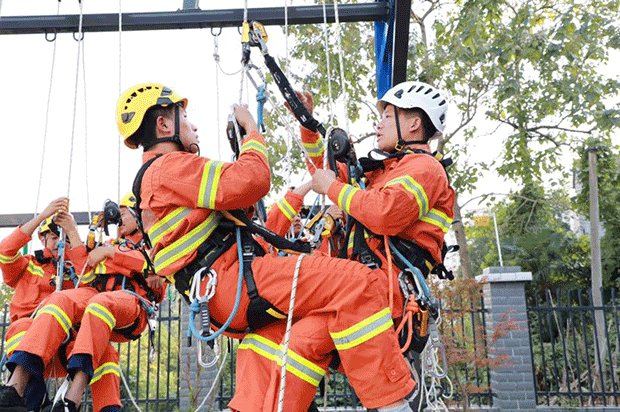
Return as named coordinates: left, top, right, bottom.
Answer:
left=0, top=212, right=93, bottom=228
left=0, top=3, right=390, bottom=35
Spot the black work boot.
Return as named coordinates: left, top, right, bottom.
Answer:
left=0, top=384, right=27, bottom=412
left=49, top=399, right=79, bottom=412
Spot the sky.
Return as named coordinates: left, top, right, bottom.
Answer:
left=0, top=1, right=616, bottom=258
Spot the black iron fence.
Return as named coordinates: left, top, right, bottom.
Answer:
left=0, top=298, right=182, bottom=412
left=527, top=288, right=620, bottom=408
left=214, top=292, right=493, bottom=410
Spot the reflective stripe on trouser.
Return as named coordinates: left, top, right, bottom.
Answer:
left=89, top=345, right=122, bottom=412
left=70, top=290, right=147, bottom=368
left=5, top=315, right=121, bottom=412
left=208, top=252, right=414, bottom=409
left=228, top=322, right=287, bottom=412
left=258, top=317, right=333, bottom=412
left=15, top=288, right=99, bottom=365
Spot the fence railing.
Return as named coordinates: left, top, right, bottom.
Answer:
left=213, top=294, right=493, bottom=410
left=0, top=298, right=182, bottom=412
left=527, top=287, right=620, bottom=408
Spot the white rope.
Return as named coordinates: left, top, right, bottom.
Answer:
left=81, top=39, right=92, bottom=222
left=120, top=363, right=145, bottom=412
left=67, top=0, right=85, bottom=198
left=33, top=0, right=61, bottom=248
left=332, top=0, right=350, bottom=133
left=117, top=0, right=123, bottom=202
left=277, top=253, right=306, bottom=412
left=213, top=32, right=222, bottom=160
left=321, top=0, right=335, bottom=125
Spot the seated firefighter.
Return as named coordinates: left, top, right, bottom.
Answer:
left=234, top=82, right=456, bottom=412
left=0, top=197, right=117, bottom=412
left=117, top=82, right=416, bottom=412
left=0, top=194, right=165, bottom=412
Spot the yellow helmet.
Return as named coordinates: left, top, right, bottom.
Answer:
left=119, top=193, right=137, bottom=209
left=39, top=217, right=60, bottom=236
left=116, top=83, right=188, bottom=149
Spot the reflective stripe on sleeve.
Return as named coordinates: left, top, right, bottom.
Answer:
left=302, top=139, right=325, bottom=157
left=198, top=161, right=225, bottom=209
left=240, top=140, right=268, bottom=158
left=0, top=252, right=21, bottom=264
left=336, top=185, right=361, bottom=215
left=420, top=208, right=452, bottom=233
left=276, top=198, right=297, bottom=221
left=26, top=261, right=45, bottom=278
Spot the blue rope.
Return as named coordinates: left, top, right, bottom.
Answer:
left=188, top=227, right=244, bottom=342
left=256, top=85, right=267, bottom=133
left=387, top=238, right=431, bottom=299
left=121, top=289, right=156, bottom=317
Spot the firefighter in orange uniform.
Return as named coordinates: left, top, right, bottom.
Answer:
left=0, top=195, right=162, bottom=412
left=0, top=198, right=87, bottom=411
left=257, top=82, right=456, bottom=412
left=117, top=83, right=415, bottom=412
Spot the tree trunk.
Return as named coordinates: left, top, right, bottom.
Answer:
left=453, top=195, right=472, bottom=278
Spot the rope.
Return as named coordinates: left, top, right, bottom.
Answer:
left=213, top=31, right=222, bottom=160
left=277, top=253, right=306, bottom=412
left=67, top=0, right=85, bottom=198
left=332, top=0, right=350, bottom=133
left=32, top=0, right=62, bottom=253
left=321, top=0, right=335, bottom=125
left=81, top=39, right=92, bottom=222
left=117, top=0, right=123, bottom=202
left=120, top=364, right=144, bottom=412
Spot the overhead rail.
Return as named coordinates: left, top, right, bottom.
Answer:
left=0, top=3, right=390, bottom=35
left=0, top=212, right=93, bottom=228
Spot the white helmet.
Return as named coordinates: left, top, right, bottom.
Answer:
left=376, top=81, right=448, bottom=135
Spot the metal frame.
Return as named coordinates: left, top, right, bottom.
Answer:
left=0, top=1, right=411, bottom=227
left=0, top=3, right=390, bottom=35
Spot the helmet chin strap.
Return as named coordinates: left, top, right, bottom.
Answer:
left=144, top=103, right=192, bottom=152
left=393, top=105, right=426, bottom=152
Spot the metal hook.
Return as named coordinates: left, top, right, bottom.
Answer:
left=72, top=31, right=85, bottom=42
left=211, top=26, right=222, bottom=37
left=45, top=31, right=58, bottom=42
left=237, top=25, right=243, bottom=35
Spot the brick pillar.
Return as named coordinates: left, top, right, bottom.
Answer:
left=179, top=301, right=219, bottom=412
left=476, top=266, right=536, bottom=412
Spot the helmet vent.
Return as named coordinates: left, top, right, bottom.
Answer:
left=138, top=88, right=144, bottom=93
left=424, top=88, right=433, bottom=95
left=161, top=87, right=172, bottom=96
left=440, top=114, right=445, bottom=123
left=130, top=92, right=137, bottom=98
left=408, top=85, right=416, bottom=92
left=415, top=86, right=425, bottom=93
left=439, top=99, right=446, bottom=106
left=394, top=89, right=404, bottom=98
left=432, top=93, right=440, bottom=99
left=121, top=112, right=135, bottom=124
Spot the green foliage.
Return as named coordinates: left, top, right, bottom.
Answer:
left=573, top=139, right=620, bottom=287
left=466, top=183, right=591, bottom=289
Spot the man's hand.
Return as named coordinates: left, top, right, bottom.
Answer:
left=312, top=169, right=337, bottom=195
left=146, top=275, right=165, bottom=290
left=87, top=246, right=115, bottom=267
left=41, top=197, right=69, bottom=219
left=233, top=104, right=258, bottom=134
left=326, top=204, right=344, bottom=220
left=285, top=90, right=314, bottom=117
